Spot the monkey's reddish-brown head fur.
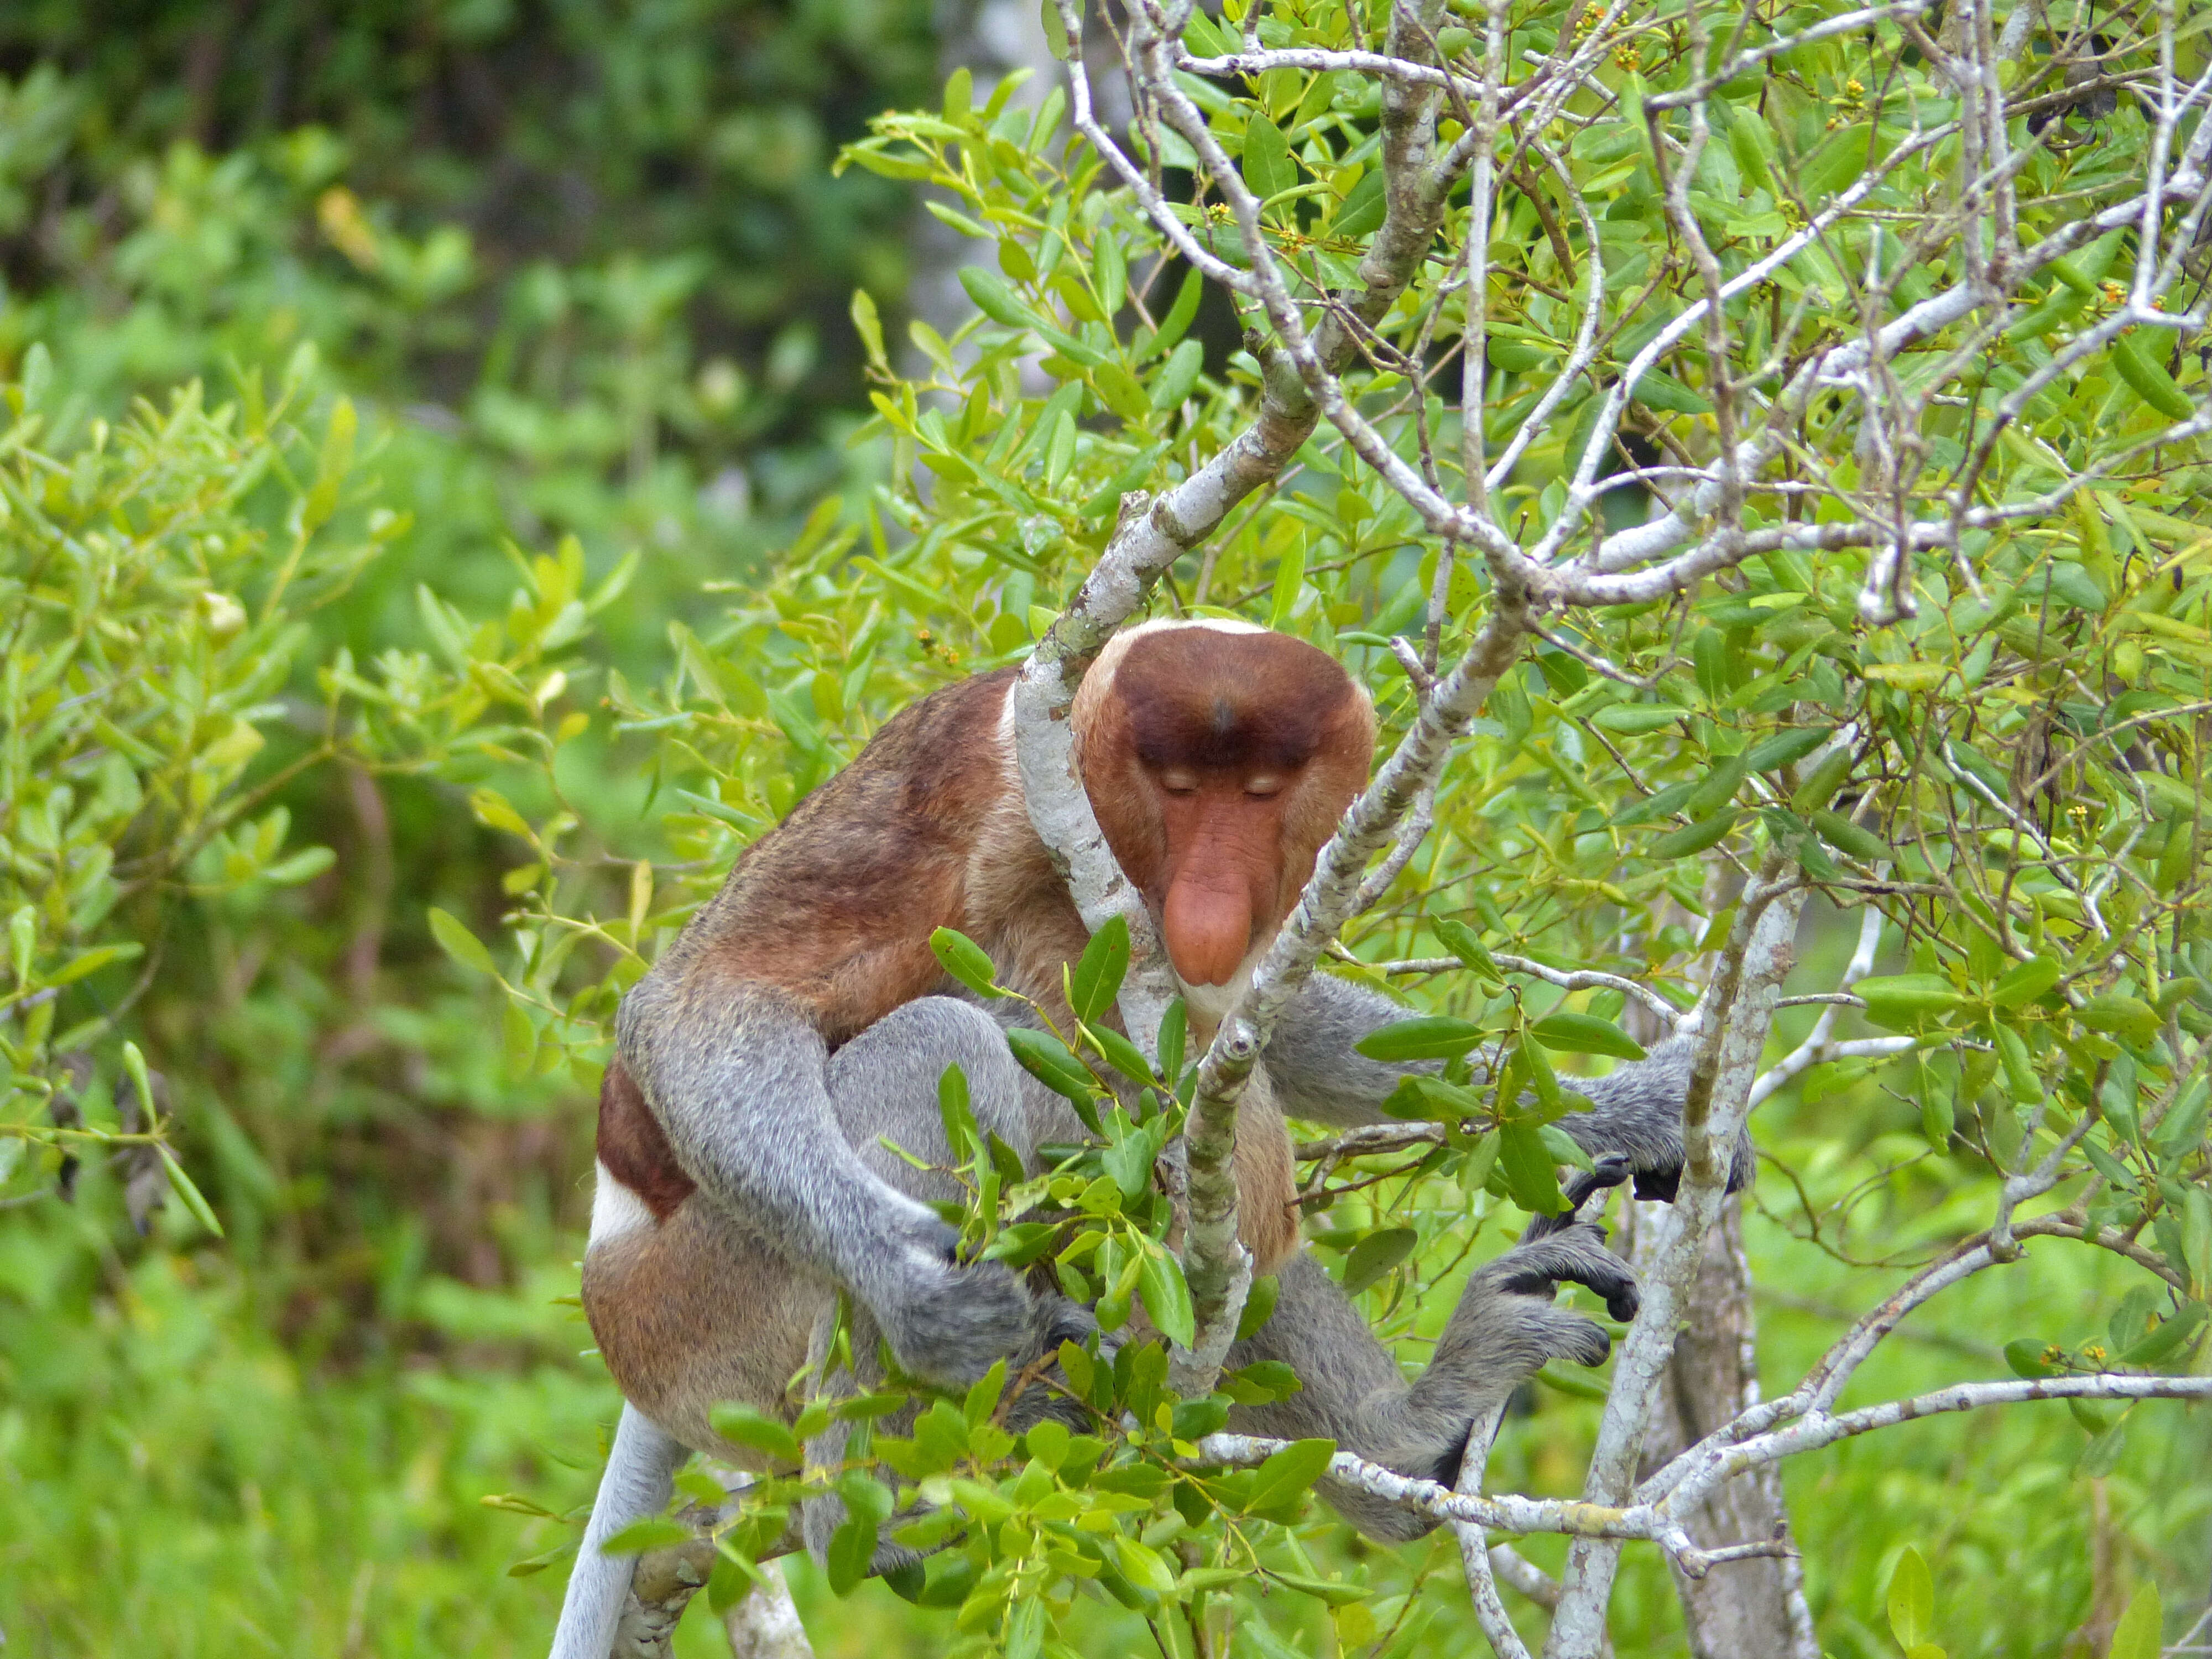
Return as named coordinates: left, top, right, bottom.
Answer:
left=1072, top=621, right=1374, bottom=989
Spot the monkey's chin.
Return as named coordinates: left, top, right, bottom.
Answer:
left=1174, top=940, right=1269, bottom=1031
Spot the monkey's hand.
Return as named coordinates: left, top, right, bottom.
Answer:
left=1422, top=1222, right=1639, bottom=1403
left=872, top=1222, right=1050, bottom=1386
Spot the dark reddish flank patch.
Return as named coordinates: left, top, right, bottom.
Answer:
left=597, top=1061, right=696, bottom=1221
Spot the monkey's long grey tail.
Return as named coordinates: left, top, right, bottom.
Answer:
left=549, top=1402, right=688, bottom=1659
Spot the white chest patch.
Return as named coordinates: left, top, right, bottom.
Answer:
left=588, top=1160, right=656, bottom=1244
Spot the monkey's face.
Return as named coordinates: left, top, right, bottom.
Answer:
left=1147, top=761, right=1300, bottom=987
left=1073, top=621, right=1374, bottom=992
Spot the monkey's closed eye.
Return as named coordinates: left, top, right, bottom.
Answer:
left=1244, top=775, right=1284, bottom=799
left=1157, top=768, right=1199, bottom=796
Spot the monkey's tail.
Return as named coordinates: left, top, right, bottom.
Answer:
left=548, top=1402, right=690, bottom=1659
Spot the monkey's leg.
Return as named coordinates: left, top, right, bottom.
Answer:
left=548, top=1402, right=690, bottom=1659
left=1224, top=1228, right=1635, bottom=1543
left=615, top=974, right=1039, bottom=1387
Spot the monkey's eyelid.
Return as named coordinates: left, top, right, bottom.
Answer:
left=1243, top=776, right=1284, bottom=797
left=1157, top=769, right=1201, bottom=794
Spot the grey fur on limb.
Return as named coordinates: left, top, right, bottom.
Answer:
left=550, top=1403, right=689, bottom=1659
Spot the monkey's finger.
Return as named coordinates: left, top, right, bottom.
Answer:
left=1524, top=1152, right=1636, bottom=1240
left=1521, top=1302, right=1611, bottom=1369
left=1484, top=1225, right=1640, bottom=1324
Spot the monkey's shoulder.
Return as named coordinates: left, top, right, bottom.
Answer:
left=676, top=668, right=1046, bottom=1022
left=768, top=667, right=1018, bottom=847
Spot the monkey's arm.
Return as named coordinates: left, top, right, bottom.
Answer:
left=1225, top=1228, right=1636, bottom=1542
left=1262, top=973, right=1747, bottom=1197
left=614, top=969, right=1034, bottom=1383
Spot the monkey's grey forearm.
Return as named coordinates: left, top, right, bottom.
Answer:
left=614, top=973, right=947, bottom=1297
left=1261, top=974, right=1428, bottom=1125
left=1268, top=982, right=1741, bottom=1194
left=1225, top=1254, right=1499, bottom=1541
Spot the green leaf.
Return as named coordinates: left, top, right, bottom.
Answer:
left=1150, top=339, right=1205, bottom=410
left=1990, top=955, right=2061, bottom=1008
left=1331, top=167, right=1386, bottom=238
left=1093, top=363, right=1152, bottom=424
left=1886, top=1545, right=1934, bottom=1650
left=1236, top=1274, right=1280, bottom=1340
left=1647, top=811, right=1738, bottom=860
left=159, top=1148, right=225, bottom=1238
left=1267, top=1571, right=1370, bottom=1606
left=708, top=1404, right=804, bottom=1467
left=958, top=266, right=1034, bottom=330
left=1499, top=1121, right=1567, bottom=1215
left=1068, top=914, right=1130, bottom=1021
left=2107, top=1585, right=2163, bottom=1659
left=1530, top=1011, right=1646, bottom=1060
left=826, top=1514, right=879, bottom=1596
left=1137, top=1248, right=1196, bottom=1347
left=1433, top=917, right=1501, bottom=980
left=929, top=926, right=1004, bottom=998
left=428, top=907, right=498, bottom=978
left=2075, top=994, right=2159, bottom=1047
left=1592, top=704, right=1688, bottom=733
left=1613, top=780, right=1699, bottom=827
left=1811, top=809, right=1891, bottom=864
left=1156, top=997, right=1187, bottom=1086
left=1340, top=1227, right=1418, bottom=1296
left=1241, top=113, right=1296, bottom=200
left=1083, top=1023, right=1157, bottom=1086
left=1244, top=1438, right=1335, bottom=1512
left=1113, top=1535, right=1180, bottom=1596
left=600, top=1518, right=693, bottom=1557
left=1744, top=728, right=1830, bottom=771
left=1354, top=1015, right=1485, bottom=1061
left=1993, top=1022, right=2042, bottom=1104
left=1536, top=1121, right=1596, bottom=1171
left=1856, top=974, right=1964, bottom=1026
left=2121, top=1301, right=2205, bottom=1366
left=1006, top=1028, right=1100, bottom=1128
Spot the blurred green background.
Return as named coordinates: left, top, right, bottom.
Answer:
left=0, top=5, right=2201, bottom=1656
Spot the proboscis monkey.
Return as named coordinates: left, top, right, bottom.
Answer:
left=549, top=620, right=1729, bottom=1656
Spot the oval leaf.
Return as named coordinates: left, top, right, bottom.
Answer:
left=1990, top=954, right=2061, bottom=1008
left=1136, top=1249, right=1196, bottom=1348
left=428, top=906, right=498, bottom=978
left=1355, top=1015, right=1485, bottom=1062
left=1499, top=1120, right=1567, bottom=1215
left=1530, top=1011, right=1646, bottom=1060
left=708, top=1404, right=804, bottom=1467
left=1245, top=1437, right=1336, bottom=1512
left=1886, top=1546, right=1934, bottom=1650
left=930, top=926, right=1005, bottom=998
left=2108, top=1585, right=2163, bottom=1659
left=1340, top=1227, right=1418, bottom=1296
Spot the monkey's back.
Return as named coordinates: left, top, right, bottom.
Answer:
left=661, top=666, right=1087, bottom=1042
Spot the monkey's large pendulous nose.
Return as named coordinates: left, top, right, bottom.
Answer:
left=1162, top=874, right=1251, bottom=986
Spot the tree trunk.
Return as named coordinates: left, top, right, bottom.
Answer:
left=1632, top=1197, right=1817, bottom=1659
